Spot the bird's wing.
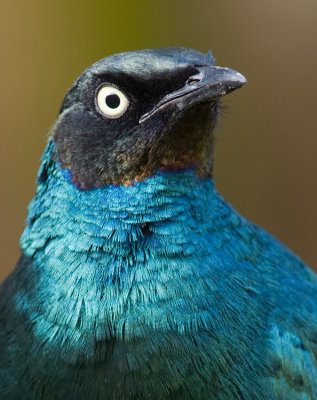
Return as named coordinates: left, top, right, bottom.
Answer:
left=267, top=258, right=317, bottom=400
left=208, top=196, right=317, bottom=399
left=267, top=321, right=317, bottom=399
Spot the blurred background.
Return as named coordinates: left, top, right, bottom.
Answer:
left=0, top=0, right=316, bottom=281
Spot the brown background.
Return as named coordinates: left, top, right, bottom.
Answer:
left=0, top=0, right=316, bottom=282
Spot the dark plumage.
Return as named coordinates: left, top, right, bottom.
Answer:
left=0, top=48, right=316, bottom=400
left=54, top=48, right=236, bottom=188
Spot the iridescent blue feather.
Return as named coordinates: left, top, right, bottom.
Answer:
left=1, top=139, right=316, bottom=399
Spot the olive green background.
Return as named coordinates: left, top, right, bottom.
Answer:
left=0, top=0, right=316, bottom=282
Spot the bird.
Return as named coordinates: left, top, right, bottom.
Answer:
left=0, top=47, right=316, bottom=400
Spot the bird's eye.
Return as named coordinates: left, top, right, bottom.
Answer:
left=96, top=85, right=129, bottom=118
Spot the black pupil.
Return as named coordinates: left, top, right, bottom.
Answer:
left=106, top=94, right=121, bottom=109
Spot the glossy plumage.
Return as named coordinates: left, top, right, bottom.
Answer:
left=0, top=48, right=316, bottom=400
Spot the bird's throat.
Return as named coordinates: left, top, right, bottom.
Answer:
left=53, top=103, right=216, bottom=188
left=18, top=141, right=220, bottom=353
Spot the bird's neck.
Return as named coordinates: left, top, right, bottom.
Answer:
left=19, top=140, right=227, bottom=347
left=21, top=141, right=219, bottom=288
left=21, top=140, right=218, bottom=265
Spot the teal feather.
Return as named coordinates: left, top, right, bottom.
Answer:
left=1, top=138, right=316, bottom=399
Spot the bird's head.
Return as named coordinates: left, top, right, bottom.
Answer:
left=52, top=48, right=246, bottom=189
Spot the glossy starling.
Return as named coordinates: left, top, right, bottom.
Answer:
left=1, top=48, right=316, bottom=400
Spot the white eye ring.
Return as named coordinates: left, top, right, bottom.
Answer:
left=96, top=85, right=129, bottom=118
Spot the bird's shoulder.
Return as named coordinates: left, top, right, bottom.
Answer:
left=207, top=193, right=317, bottom=397
left=267, top=249, right=317, bottom=399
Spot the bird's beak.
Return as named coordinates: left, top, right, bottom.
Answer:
left=139, top=66, right=247, bottom=124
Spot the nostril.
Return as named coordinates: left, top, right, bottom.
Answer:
left=186, top=71, right=203, bottom=86
left=187, top=77, right=201, bottom=85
